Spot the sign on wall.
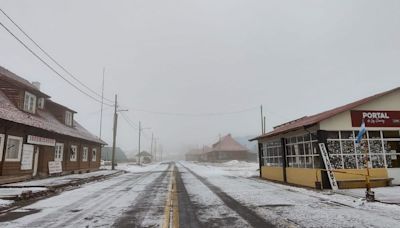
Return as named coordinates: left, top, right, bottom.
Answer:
left=48, top=161, right=62, bottom=174
left=319, top=143, right=339, bottom=191
left=27, top=135, right=56, bottom=147
left=21, top=144, right=34, bottom=170
left=351, top=110, right=400, bottom=127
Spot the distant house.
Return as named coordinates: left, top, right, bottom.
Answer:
left=101, top=147, right=128, bottom=163
left=136, top=151, right=152, bottom=164
left=206, top=134, right=249, bottom=162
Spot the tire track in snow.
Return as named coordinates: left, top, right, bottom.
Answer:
left=112, top=163, right=172, bottom=227
left=179, top=162, right=275, bottom=228
left=7, top=164, right=168, bottom=228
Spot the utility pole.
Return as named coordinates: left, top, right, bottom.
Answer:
left=137, top=121, right=141, bottom=166
left=99, top=67, right=105, bottom=140
left=154, top=138, right=157, bottom=162
left=111, top=94, right=118, bottom=170
left=263, top=115, right=266, bottom=134
left=260, top=105, right=264, bottom=134
left=150, top=133, right=154, bottom=162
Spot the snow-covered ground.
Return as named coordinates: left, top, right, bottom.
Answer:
left=0, top=163, right=171, bottom=228
left=339, top=186, right=400, bottom=204
left=198, top=160, right=259, bottom=178
left=4, top=169, right=120, bottom=187
left=180, top=161, right=400, bottom=228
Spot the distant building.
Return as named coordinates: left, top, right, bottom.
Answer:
left=136, top=151, right=152, bottom=164
left=101, top=147, right=128, bottom=163
left=0, top=66, right=106, bottom=179
left=206, top=134, right=249, bottom=162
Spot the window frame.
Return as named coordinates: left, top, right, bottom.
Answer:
left=65, top=111, right=73, bottom=126
left=54, top=143, right=64, bottom=162
left=23, top=91, right=37, bottom=114
left=82, top=147, right=88, bottom=161
left=37, top=97, right=45, bottom=109
left=92, top=148, right=97, bottom=162
left=5, top=135, right=23, bottom=162
left=70, top=145, right=78, bottom=161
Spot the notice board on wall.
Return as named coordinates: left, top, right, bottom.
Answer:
left=48, top=161, right=62, bottom=174
left=21, top=144, right=34, bottom=170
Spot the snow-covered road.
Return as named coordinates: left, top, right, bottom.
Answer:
left=178, top=161, right=400, bottom=228
left=0, top=163, right=171, bottom=228
left=2, top=161, right=400, bottom=228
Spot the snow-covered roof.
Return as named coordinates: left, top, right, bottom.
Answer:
left=211, top=134, right=248, bottom=152
left=0, top=89, right=105, bottom=145
left=0, top=66, right=50, bottom=98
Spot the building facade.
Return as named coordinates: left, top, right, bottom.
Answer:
left=251, top=87, right=400, bottom=189
left=0, top=66, right=105, bottom=179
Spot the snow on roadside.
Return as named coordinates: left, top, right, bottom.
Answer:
left=181, top=161, right=400, bottom=228
left=0, top=199, right=13, bottom=207
left=115, top=162, right=164, bottom=173
left=194, top=160, right=259, bottom=178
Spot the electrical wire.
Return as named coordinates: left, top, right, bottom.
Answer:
left=130, top=106, right=259, bottom=117
left=0, top=7, right=115, bottom=104
left=0, top=20, right=114, bottom=107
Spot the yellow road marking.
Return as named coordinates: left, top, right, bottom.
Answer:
left=163, top=165, right=179, bottom=228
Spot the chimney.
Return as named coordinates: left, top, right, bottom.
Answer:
left=32, top=81, right=41, bottom=90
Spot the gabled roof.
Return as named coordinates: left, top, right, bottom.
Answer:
left=0, top=86, right=105, bottom=145
left=211, top=134, right=248, bottom=152
left=0, top=66, right=50, bottom=98
left=251, top=87, right=400, bottom=141
left=47, top=100, right=77, bottom=113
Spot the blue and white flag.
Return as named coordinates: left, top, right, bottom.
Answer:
left=356, top=120, right=366, bottom=144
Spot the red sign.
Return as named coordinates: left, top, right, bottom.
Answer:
left=351, top=110, right=400, bottom=127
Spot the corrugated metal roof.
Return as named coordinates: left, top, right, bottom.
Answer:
left=251, top=87, right=400, bottom=141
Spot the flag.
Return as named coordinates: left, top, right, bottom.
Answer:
left=356, top=120, right=366, bottom=144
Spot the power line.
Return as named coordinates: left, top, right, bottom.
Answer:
left=130, top=106, right=259, bottom=117
left=0, top=20, right=114, bottom=107
left=0, top=7, right=115, bottom=104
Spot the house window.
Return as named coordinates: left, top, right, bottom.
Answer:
left=23, top=91, right=37, bottom=114
left=92, top=148, right=97, bottom=161
left=65, top=111, right=73, bottom=126
left=5, top=136, right=23, bottom=161
left=82, top=147, right=88, bottom=161
left=38, top=98, right=45, bottom=109
left=70, top=145, right=77, bottom=161
left=0, top=134, right=4, bottom=161
left=54, top=143, right=64, bottom=161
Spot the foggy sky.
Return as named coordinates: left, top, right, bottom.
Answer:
left=1, top=0, right=399, bottom=157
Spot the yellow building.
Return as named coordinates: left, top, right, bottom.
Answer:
left=251, top=87, right=400, bottom=189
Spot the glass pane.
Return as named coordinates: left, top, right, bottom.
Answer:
left=305, top=156, right=313, bottom=168
left=312, top=142, right=319, bottom=155
left=370, top=155, right=385, bottom=168
left=368, top=131, right=381, bottom=139
left=297, top=136, right=304, bottom=142
left=304, top=133, right=311, bottom=141
left=341, top=131, right=354, bottom=139
left=343, top=155, right=357, bottom=169
left=327, top=131, right=339, bottom=139
left=298, top=144, right=305, bottom=156
left=386, top=154, right=400, bottom=168
left=383, top=131, right=400, bottom=138
left=357, top=154, right=368, bottom=168
left=313, top=156, right=321, bottom=168
left=369, top=140, right=383, bottom=154
left=342, top=140, right=355, bottom=154
left=329, top=155, right=343, bottom=169
left=356, top=140, right=369, bottom=154
left=327, top=140, right=341, bottom=154
left=384, top=141, right=400, bottom=154
left=299, top=156, right=305, bottom=168
left=290, top=137, right=297, bottom=144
